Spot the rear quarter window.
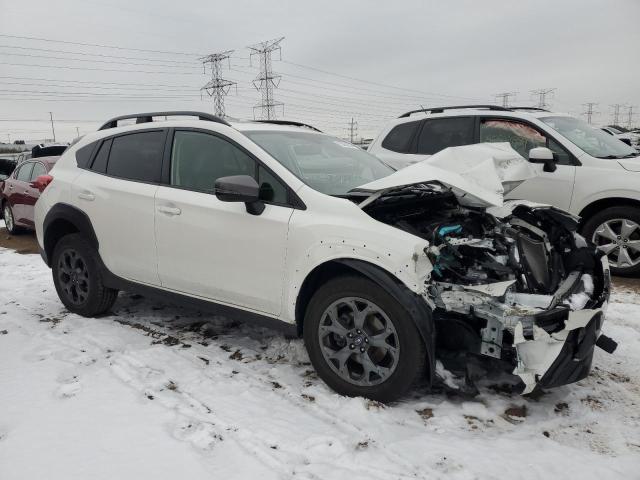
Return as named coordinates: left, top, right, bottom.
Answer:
left=75, top=143, right=96, bottom=168
left=381, top=121, right=420, bottom=153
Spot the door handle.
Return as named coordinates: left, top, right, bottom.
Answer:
left=78, top=191, right=95, bottom=201
left=157, top=205, right=181, bottom=216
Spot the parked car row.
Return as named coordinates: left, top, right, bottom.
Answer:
left=28, top=110, right=616, bottom=402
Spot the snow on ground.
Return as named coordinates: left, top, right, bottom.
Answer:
left=1, top=245, right=639, bottom=480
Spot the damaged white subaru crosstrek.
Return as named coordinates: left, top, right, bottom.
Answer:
left=34, top=112, right=616, bottom=402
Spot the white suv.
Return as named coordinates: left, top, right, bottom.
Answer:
left=35, top=111, right=615, bottom=402
left=368, top=106, right=640, bottom=276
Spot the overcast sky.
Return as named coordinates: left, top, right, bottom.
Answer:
left=1, top=0, right=639, bottom=142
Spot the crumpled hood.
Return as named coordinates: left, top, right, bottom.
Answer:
left=355, top=143, right=537, bottom=207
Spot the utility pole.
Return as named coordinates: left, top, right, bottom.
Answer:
left=75, top=126, right=80, bottom=138
left=495, top=92, right=517, bottom=108
left=49, top=111, right=56, bottom=142
left=625, top=106, right=636, bottom=130
left=582, top=102, right=598, bottom=124
left=200, top=50, right=236, bottom=117
left=248, top=37, right=285, bottom=120
left=531, top=88, right=556, bottom=109
left=347, top=117, right=358, bottom=144
left=611, top=103, right=625, bottom=126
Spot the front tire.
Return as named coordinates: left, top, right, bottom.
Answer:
left=51, top=234, right=118, bottom=316
left=303, top=275, right=427, bottom=403
left=582, top=206, right=640, bottom=276
left=3, top=202, right=18, bottom=234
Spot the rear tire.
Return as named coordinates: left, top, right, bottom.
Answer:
left=51, top=234, right=118, bottom=316
left=582, top=206, right=640, bottom=277
left=303, top=275, right=427, bottom=403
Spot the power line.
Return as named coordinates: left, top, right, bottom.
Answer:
left=248, top=37, right=285, bottom=120
left=0, top=50, right=200, bottom=69
left=0, top=44, right=197, bottom=64
left=0, top=34, right=203, bottom=56
left=200, top=51, right=236, bottom=117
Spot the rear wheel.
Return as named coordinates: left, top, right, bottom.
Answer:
left=52, top=234, right=118, bottom=316
left=303, top=275, right=427, bottom=403
left=3, top=202, right=18, bottom=234
left=582, top=206, right=640, bottom=276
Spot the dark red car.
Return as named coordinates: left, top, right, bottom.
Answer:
left=1, top=156, right=58, bottom=234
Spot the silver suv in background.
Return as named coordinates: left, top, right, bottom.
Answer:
left=369, top=106, right=640, bottom=276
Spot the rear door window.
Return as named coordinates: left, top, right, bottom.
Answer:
left=15, top=163, right=34, bottom=182
left=381, top=121, right=420, bottom=153
left=416, top=117, right=475, bottom=154
left=106, top=131, right=165, bottom=182
left=30, top=163, right=47, bottom=180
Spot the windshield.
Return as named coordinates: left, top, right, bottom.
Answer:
left=244, top=130, right=394, bottom=195
left=541, top=116, right=637, bottom=159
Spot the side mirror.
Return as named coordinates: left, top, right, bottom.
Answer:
left=620, top=138, right=632, bottom=147
left=214, top=175, right=265, bottom=215
left=528, top=147, right=557, bottom=173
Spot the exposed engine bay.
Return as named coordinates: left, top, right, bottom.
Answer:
left=360, top=183, right=615, bottom=394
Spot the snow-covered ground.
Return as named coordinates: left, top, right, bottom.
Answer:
left=1, top=242, right=639, bottom=479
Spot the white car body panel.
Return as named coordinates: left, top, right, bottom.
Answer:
left=154, top=185, right=293, bottom=316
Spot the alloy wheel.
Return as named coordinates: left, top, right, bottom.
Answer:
left=57, top=248, right=90, bottom=305
left=592, top=218, right=640, bottom=268
left=4, top=205, right=14, bottom=232
left=317, top=297, right=400, bottom=386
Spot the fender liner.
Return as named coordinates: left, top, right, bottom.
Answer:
left=335, top=258, right=435, bottom=385
left=41, top=203, right=99, bottom=266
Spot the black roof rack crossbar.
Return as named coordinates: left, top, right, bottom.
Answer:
left=98, top=111, right=231, bottom=130
left=253, top=119, right=322, bottom=132
left=398, top=105, right=512, bottom=118
left=510, top=106, right=550, bottom=112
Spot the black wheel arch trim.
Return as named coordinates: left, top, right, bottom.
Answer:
left=42, top=203, right=99, bottom=266
left=332, top=258, right=436, bottom=385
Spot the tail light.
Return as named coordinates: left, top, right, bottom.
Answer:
left=32, top=174, right=54, bottom=192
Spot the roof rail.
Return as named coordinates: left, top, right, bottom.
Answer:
left=398, top=105, right=511, bottom=118
left=510, top=106, right=550, bottom=112
left=98, top=111, right=231, bottom=130
left=253, top=119, right=322, bottom=132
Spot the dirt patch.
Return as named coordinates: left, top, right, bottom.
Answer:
left=0, top=229, right=39, bottom=255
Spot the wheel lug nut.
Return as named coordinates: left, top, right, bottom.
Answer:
left=349, top=344, right=355, bottom=349
left=347, top=333, right=353, bottom=338
left=364, top=338, right=369, bottom=343
left=356, top=329, right=361, bottom=334
left=360, top=347, right=365, bottom=353
left=617, top=236, right=622, bottom=239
